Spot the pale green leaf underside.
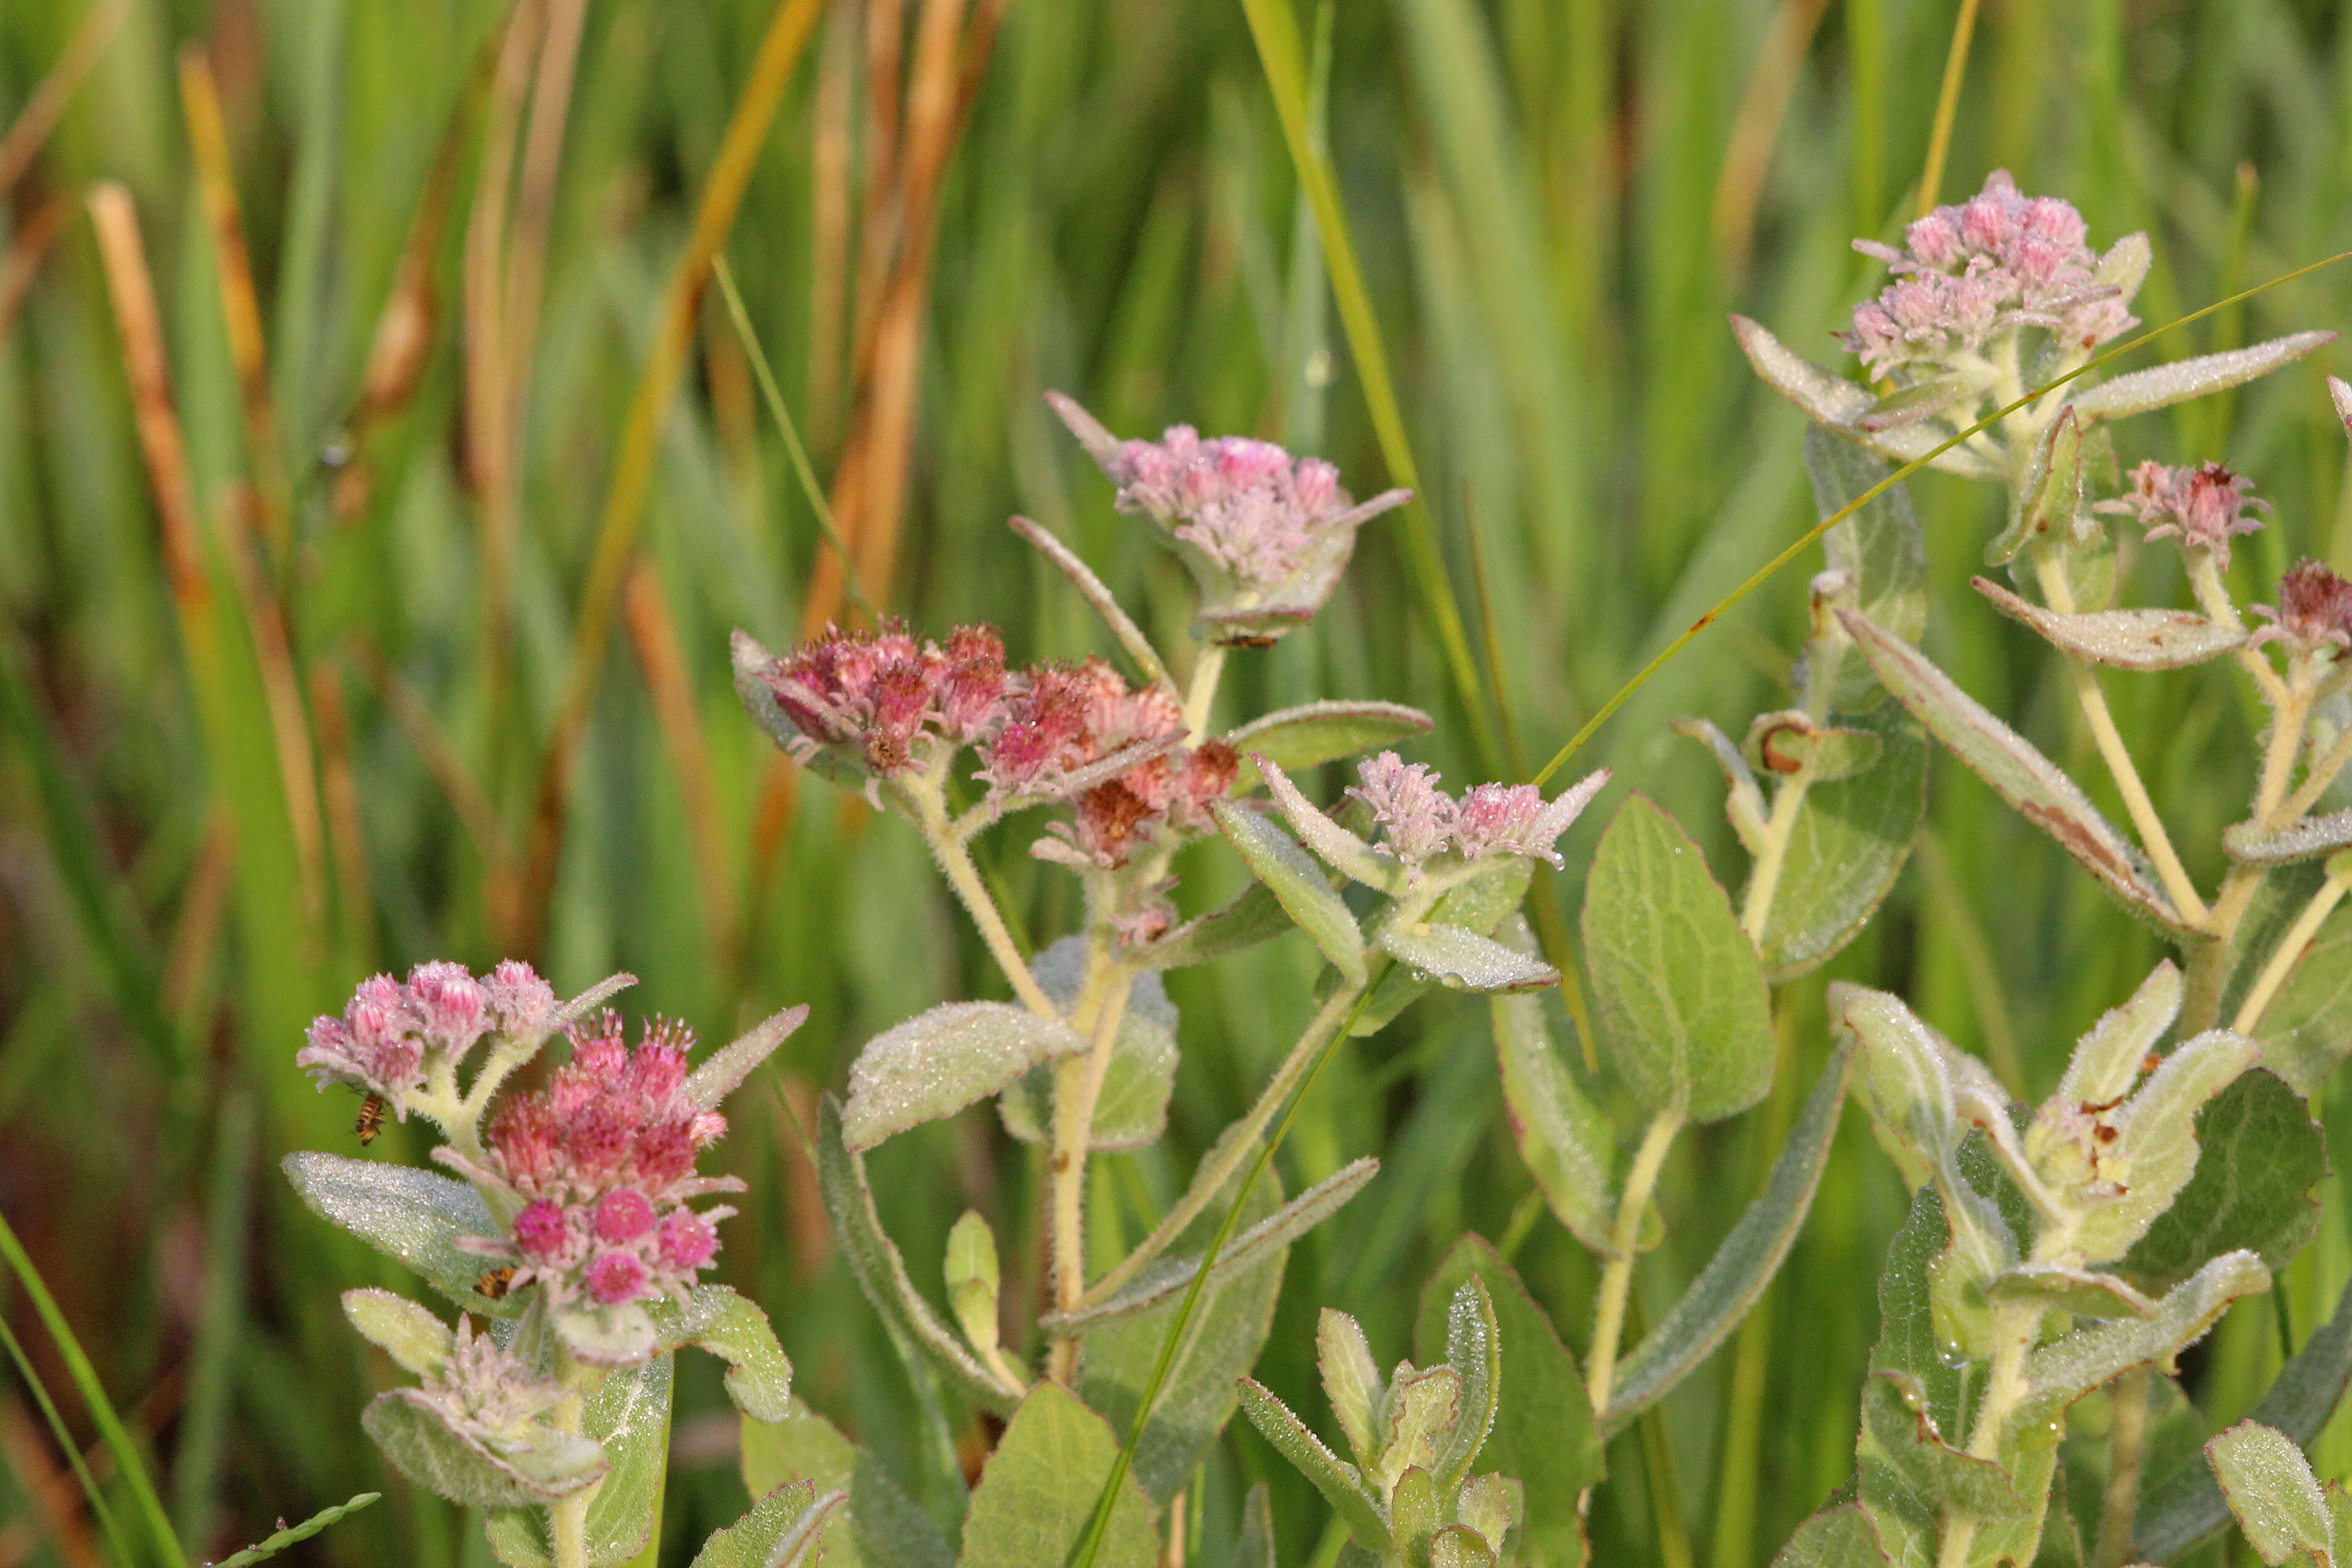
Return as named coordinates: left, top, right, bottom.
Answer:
left=1974, top=577, right=2247, bottom=669
left=956, top=1383, right=1160, bottom=1568
left=2207, top=1421, right=2333, bottom=1567
left=284, top=1151, right=520, bottom=1316
left=842, top=1001, right=1088, bottom=1152
left=1228, top=700, right=1435, bottom=790
left=2066, top=332, right=2337, bottom=422
left=1212, top=799, right=1369, bottom=985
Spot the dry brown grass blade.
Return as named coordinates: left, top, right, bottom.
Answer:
left=853, top=0, right=907, bottom=358
left=86, top=185, right=210, bottom=616
left=1709, top=0, right=1833, bottom=280
left=179, top=45, right=293, bottom=566
left=0, top=194, right=67, bottom=346
left=797, top=0, right=995, bottom=637
left=504, top=0, right=589, bottom=402
left=807, top=4, right=859, bottom=452
left=161, top=809, right=239, bottom=1023
left=345, top=640, right=503, bottom=862
left=623, top=561, right=740, bottom=975
left=307, top=662, right=376, bottom=960
left=512, top=0, right=829, bottom=954
left=0, top=0, right=133, bottom=202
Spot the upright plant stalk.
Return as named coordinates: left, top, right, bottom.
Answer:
left=1585, top=1109, right=1683, bottom=1423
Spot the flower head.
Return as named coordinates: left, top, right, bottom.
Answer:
left=452, top=1011, right=741, bottom=1324
left=2097, top=460, right=2269, bottom=569
left=1844, top=171, right=2136, bottom=380
left=976, top=659, right=1236, bottom=870
left=754, top=620, right=1006, bottom=779
left=2254, top=559, right=2352, bottom=655
left=1048, top=392, right=1407, bottom=642
left=422, top=1316, right=565, bottom=1445
left=300, top=961, right=550, bottom=1119
left=1343, top=753, right=1608, bottom=875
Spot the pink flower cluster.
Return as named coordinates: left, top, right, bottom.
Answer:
left=2255, top=559, right=2352, bottom=655
left=300, top=960, right=556, bottom=1115
left=1105, top=427, right=1365, bottom=590
left=1348, top=753, right=1594, bottom=872
left=465, top=1014, right=741, bottom=1311
left=1845, top=171, right=2136, bottom=379
left=982, top=659, right=1238, bottom=868
left=762, top=621, right=1007, bottom=776
left=2099, top=460, right=2270, bottom=569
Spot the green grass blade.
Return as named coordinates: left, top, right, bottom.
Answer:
left=0, top=1208, right=180, bottom=1567
left=1237, top=0, right=1500, bottom=773
left=0, top=1301, right=137, bottom=1568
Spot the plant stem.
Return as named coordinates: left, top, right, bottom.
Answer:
left=1182, top=642, right=1227, bottom=743
left=898, top=774, right=1060, bottom=1018
left=1080, top=974, right=1367, bottom=1305
left=2034, top=552, right=2213, bottom=930
left=549, top=1346, right=596, bottom=1568
left=2278, top=721, right=2352, bottom=824
left=1937, top=1298, right=2039, bottom=1568
left=1048, top=962, right=1136, bottom=1383
left=2233, top=869, right=2350, bottom=1035
left=1586, top=1109, right=1683, bottom=1423
left=2093, top=1367, right=2153, bottom=1568
left=1739, top=776, right=1811, bottom=942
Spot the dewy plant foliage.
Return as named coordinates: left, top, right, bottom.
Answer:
left=277, top=169, right=2352, bottom=1568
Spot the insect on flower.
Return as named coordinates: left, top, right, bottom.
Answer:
left=354, top=1093, right=386, bottom=1146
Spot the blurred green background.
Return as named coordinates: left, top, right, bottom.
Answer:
left=6, top=0, right=2352, bottom=1563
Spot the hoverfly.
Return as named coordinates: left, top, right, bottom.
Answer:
left=474, top=1267, right=517, bottom=1300
left=355, top=1093, right=386, bottom=1146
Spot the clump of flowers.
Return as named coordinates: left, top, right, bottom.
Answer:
left=758, top=619, right=1006, bottom=778
left=2254, top=558, right=2352, bottom=655
left=979, top=658, right=1238, bottom=869
left=1047, top=391, right=1409, bottom=641
left=439, top=1011, right=741, bottom=1352
left=1846, top=169, right=2137, bottom=381
left=1346, top=751, right=1603, bottom=876
left=298, top=959, right=558, bottom=1127
left=2098, top=459, right=2270, bottom=568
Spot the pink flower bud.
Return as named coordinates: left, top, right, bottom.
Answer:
left=2254, top=559, right=2352, bottom=655
left=485, top=960, right=557, bottom=1039
left=656, top=1210, right=718, bottom=1272
left=406, top=961, right=488, bottom=1054
left=514, top=1200, right=571, bottom=1260
left=593, top=1190, right=656, bottom=1244
left=1348, top=752, right=1456, bottom=868
left=585, top=1251, right=650, bottom=1305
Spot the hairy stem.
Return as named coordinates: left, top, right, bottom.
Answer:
left=1739, top=776, right=1811, bottom=943
left=2278, top=721, right=2352, bottom=824
left=2094, top=1367, right=2153, bottom=1568
left=1182, top=641, right=1227, bottom=743
left=2233, top=869, right=2350, bottom=1036
left=898, top=773, right=1060, bottom=1018
left=1586, top=1109, right=1683, bottom=1423
left=1080, top=973, right=1367, bottom=1305
left=548, top=1346, right=597, bottom=1568
left=1937, top=1298, right=2040, bottom=1568
left=1048, top=960, right=1136, bottom=1383
left=2035, top=553, right=2213, bottom=931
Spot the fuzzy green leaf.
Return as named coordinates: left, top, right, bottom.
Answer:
left=1131, top=881, right=1292, bottom=972
left=1076, top=1168, right=1293, bottom=1501
left=2225, top=810, right=2352, bottom=868
left=1211, top=799, right=1370, bottom=985
left=1604, top=1043, right=1852, bottom=1427
left=1240, top=1377, right=1391, bottom=1553
left=362, top=1390, right=608, bottom=1509
left=999, top=939, right=1179, bottom=1151
left=1490, top=920, right=1616, bottom=1253
left=1416, top=1236, right=1602, bottom=1565
left=2207, top=1422, right=2333, bottom=1567
left=1430, top=1280, right=1500, bottom=1493
left=1228, top=700, right=1436, bottom=789
left=1974, top=578, right=2246, bottom=669
left=2074, top=1028, right=2257, bottom=1265
left=685, top=1481, right=836, bottom=1568
left=1987, top=405, right=2084, bottom=567
left=1838, top=608, right=2189, bottom=933
left=1581, top=794, right=1775, bottom=1123
left=2068, top=332, right=2337, bottom=422
left=2123, top=1070, right=2324, bottom=1293
left=2138, top=1274, right=2352, bottom=1561
left=1770, top=1504, right=1891, bottom=1568
left=341, top=1288, right=452, bottom=1378
left=1857, top=1372, right=2022, bottom=1568
left=284, top=1153, right=520, bottom=1316
left=957, top=1383, right=1158, bottom=1568
left=2013, top=1252, right=2270, bottom=1439
left=842, top=1002, right=1089, bottom=1152
left=1758, top=710, right=1928, bottom=982
left=1731, top=316, right=2000, bottom=480
left=2257, top=906, right=2352, bottom=1096
left=1378, top=921, right=1558, bottom=993
left=1805, top=426, right=1929, bottom=711
left=811, top=1095, right=1022, bottom=1414
left=649, top=1286, right=794, bottom=1422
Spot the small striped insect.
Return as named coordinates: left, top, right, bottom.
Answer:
left=354, top=1094, right=386, bottom=1146
left=474, top=1267, right=517, bottom=1300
